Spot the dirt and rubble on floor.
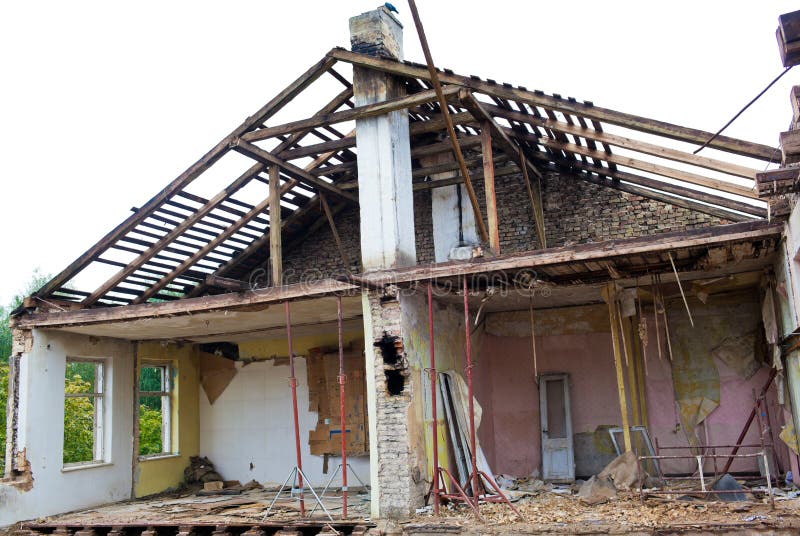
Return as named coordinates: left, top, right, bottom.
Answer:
left=32, top=484, right=371, bottom=526
left=404, top=491, right=800, bottom=534
left=401, top=452, right=800, bottom=535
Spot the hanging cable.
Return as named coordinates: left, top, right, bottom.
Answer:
left=694, top=66, right=794, bottom=154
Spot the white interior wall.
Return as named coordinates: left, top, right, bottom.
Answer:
left=199, top=358, right=370, bottom=488
left=0, top=329, right=134, bottom=526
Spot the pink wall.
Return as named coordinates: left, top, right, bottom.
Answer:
left=476, top=295, right=793, bottom=478
left=476, top=329, right=621, bottom=476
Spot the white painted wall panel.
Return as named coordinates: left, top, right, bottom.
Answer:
left=199, top=359, right=370, bottom=488
left=0, top=330, right=134, bottom=526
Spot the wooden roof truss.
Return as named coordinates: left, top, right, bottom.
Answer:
left=31, top=49, right=776, bottom=308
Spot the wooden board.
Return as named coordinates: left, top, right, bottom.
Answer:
left=306, top=348, right=368, bottom=456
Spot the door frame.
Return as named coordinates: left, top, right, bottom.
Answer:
left=539, top=372, right=575, bottom=482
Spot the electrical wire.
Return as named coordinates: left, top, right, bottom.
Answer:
left=694, top=66, right=794, bottom=155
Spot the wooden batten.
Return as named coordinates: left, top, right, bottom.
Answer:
left=269, top=165, right=283, bottom=287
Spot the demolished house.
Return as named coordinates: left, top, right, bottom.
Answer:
left=4, top=5, right=800, bottom=534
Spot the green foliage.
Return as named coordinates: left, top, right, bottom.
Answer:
left=63, top=373, right=96, bottom=464
left=138, top=403, right=164, bottom=456
left=0, top=269, right=51, bottom=365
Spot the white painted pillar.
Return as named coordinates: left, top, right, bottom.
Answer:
left=351, top=7, right=416, bottom=270
left=351, top=7, right=422, bottom=519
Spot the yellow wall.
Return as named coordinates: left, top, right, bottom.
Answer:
left=238, top=331, right=364, bottom=360
left=134, top=342, right=200, bottom=497
left=133, top=331, right=362, bottom=497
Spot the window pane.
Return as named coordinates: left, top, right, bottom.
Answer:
left=65, top=362, right=98, bottom=394
left=139, top=366, right=164, bottom=392
left=139, top=395, right=164, bottom=455
left=63, top=395, right=96, bottom=464
left=546, top=379, right=567, bottom=439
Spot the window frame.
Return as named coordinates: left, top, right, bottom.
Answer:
left=137, top=361, right=173, bottom=458
left=63, top=357, right=107, bottom=468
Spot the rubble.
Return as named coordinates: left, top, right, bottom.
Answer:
left=597, top=451, right=644, bottom=491
left=577, top=475, right=617, bottom=505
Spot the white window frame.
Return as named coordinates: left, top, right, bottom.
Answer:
left=138, top=362, right=173, bottom=458
left=63, top=357, right=107, bottom=468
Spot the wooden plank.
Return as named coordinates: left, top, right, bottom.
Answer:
left=328, top=48, right=779, bottom=161
left=320, top=194, right=351, bottom=271
left=566, top=161, right=764, bottom=220
left=34, top=55, right=336, bottom=302
left=514, top=129, right=758, bottom=199
left=269, top=165, right=282, bottom=287
left=132, top=195, right=274, bottom=304
left=755, top=167, right=800, bottom=197
left=481, top=123, right=500, bottom=253
left=185, top=133, right=357, bottom=298
left=354, top=219, right=782, bottom=285
left=605, top=283, right=632, bottom=452
left=14, top=279, right=359, bottom=329
left=780, top=129, right=800, bottom=165
left=80, top=164, right=265, bottom=306
left=278, top=110, right=477, bottom=160
left=483, top=101, right=759, bottom=180
left=232, top=140, right=358, bottom=203
left=242, top=86, right=459, bottom=142
left=459, top=91, right=547, bottom=247
left=405, top=1, right=489, bottom=245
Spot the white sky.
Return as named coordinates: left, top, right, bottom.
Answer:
left=0, top=1, right=796, bottom=304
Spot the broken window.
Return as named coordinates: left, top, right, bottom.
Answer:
left=63, top=359, right=106, bottom=466
left=138, top=363, right=172, bottom=457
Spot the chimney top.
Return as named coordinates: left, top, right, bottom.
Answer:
left=349, top=6, right=404, bottom=60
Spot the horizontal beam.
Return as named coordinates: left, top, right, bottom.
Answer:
left=505, top=127, right=758, bottom=199
left=483, top=101, right=759, bottom=180
left=563, top=160, right=765, bottom=219
left=232, top=139, right=358, bottom=203
left=13, top=279, right=358, bottom=329
left=356, top=219, right=783, bottom=285
left=242, top=85, right=459, bottom=142
left=328, top=48, right=779, bottom=162
left=278, top=111, right=478, bottom=161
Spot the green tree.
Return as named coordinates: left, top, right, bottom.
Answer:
left=63, top=373, right=96, bottom=464
left=138, top=404, right=164, bottom=456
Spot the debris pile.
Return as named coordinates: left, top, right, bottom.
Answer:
left=184, top=456, right=223, bottom=485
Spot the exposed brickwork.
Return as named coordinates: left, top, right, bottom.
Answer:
left=365, top=292, right=425, bottom=518
left=277, top=170, right=726, bottom=281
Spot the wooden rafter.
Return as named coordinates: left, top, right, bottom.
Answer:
left=33, top=54, right=338, bottom=302
left=460, top=90, right=547, bottom=248
left=232, top=140, right=358, bottom=203
left=185, top=133, right=356, bottom=298
left=328, top=48, right=778, bottom=161
left=242, top=86, right=459, bottom=143
left=482, top=101, right=758, bottom=180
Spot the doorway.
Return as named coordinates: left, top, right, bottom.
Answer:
left=539, top=373, right=574, bottom=482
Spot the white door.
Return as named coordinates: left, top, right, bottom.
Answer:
left=540, top=373, right=574, bottom=482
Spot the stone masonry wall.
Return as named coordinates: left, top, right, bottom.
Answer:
left=280, top=169, right=726, bottom=280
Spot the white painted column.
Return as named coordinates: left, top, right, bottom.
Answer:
left=350, top=7, right=421, bottom=519
left=351, top=7, right=416, bottom=271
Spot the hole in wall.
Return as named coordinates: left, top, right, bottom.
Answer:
left=385, top=369, right=405, bottom=395
left=374, top=332, right=406, bottom=395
